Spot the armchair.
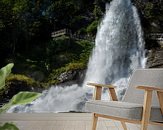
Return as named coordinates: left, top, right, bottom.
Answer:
left=85, top=69, right=163, bottom=130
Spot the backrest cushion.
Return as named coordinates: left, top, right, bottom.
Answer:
left=123, top=69, right=163, bottom=107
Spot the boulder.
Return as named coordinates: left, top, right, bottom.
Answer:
left=147, top=47, right=163, bottom=68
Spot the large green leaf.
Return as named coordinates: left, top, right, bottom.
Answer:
left=0, top=123, right=19, bottom=130
left=11, top=91, right=41, bottom=105
left=0, top=63, right=14, bottom=89
left=0, top=91, right=41, bottom=113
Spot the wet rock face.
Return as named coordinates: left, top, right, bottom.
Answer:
left=57, top=69, right=86, bottom=86
left=147, top=47, right=163, bottom=68
left=58, top=70, right=77, bottom=82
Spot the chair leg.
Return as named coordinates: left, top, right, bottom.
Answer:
left=121, top=121, right=127, bottom=130
left=141, top=122, right=148, bottom=130
left=92, top=113, right=98, bottom=130
left=141, top=90, right=152, bottom=130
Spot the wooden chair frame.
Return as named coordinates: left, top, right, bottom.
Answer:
left=87, top=82, right=163, bottom=130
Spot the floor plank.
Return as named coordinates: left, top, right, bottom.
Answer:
left=0, top=113, right=137, bottom=130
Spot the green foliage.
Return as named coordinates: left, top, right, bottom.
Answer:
left=0, top=0, right=102, bottom=85
left=141, top=2, right=163, bottom=33
left=144, top=2, right=154, bottom=19
left=0, top=91, right=41, bottom=113
left=86, top=20, right=99, bottom=35
left=47, top=36, right=92, bottom=69
left=0, top=74, right=43, bottom=102
left=93, top=5, right=103, bottom=19
left=0, top=0, right=103, bottom=56
left=78, top=27, right=87, bottom=35
left=77, top=40, right=94, bottom=64
left=66, top=62, right=85, bottom=70
left=11, top=92, right=40, bottom=105
left=6, top=74, right=40, bottom=88
left=48, top=40, right=93, bottom=84
left=48, top=36, right=73, bottom=54
left=0, top=63, right=19, bottom=129
left=12, top=0, right=28, bottom=14
left=0, top=63, right=14, bottom=90
left=0, top=123, right=19, bottom=130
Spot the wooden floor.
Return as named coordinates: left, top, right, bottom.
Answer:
left=0, top=113, right=140, bottom=130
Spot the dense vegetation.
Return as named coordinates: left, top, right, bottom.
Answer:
left=0, top=0, right=108, bottom=68
left=134, top=1, right=163, bottom=34
left=0, top=0, right=109, bottom=86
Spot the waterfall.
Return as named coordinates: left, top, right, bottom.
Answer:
left=83, top=0, right=146, bottom=99
left=83, top=0, right=145, bottom=86
left=7, top=0, right=146, bottom=113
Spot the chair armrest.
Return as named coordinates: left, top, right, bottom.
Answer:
left=137, top=86, right=163, bottom=123
left=137, top=86, right=163, bottom=92
left=87, top=82, right=118, bottom=101
left=87, top=82, right=115, bottom=89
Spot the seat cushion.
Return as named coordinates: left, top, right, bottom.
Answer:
left=85, top=100, right=163, bottom=122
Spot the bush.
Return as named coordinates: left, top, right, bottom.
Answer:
left=78, top=27, right=87, bottom=35
left=6, top=74, right=39, bottom=88
left=77, top=40, right=93, bottom=64
left=144, top=2, right=154, bottom=19
left=86, top=20, right=99, bottom=35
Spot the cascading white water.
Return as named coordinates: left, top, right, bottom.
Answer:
left=83, top=0, right=145, bottom=86
left=8, top=85, right=87, bottom=113
left=7, top=0, right=146, bottom=113
left=83, top=0, right=146, bottom=99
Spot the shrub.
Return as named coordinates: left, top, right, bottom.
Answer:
left=6, top=74, right=39, bottom=88
left=86, top=20, right=99, bottom=35
left=144, top=2, right=154, bottom=19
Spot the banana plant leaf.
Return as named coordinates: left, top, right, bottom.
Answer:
left=0, top=63, right=14, bottom=89
left=0, top=91, right=41, bottom=113
left=0, top=123, right=19, bottom=130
